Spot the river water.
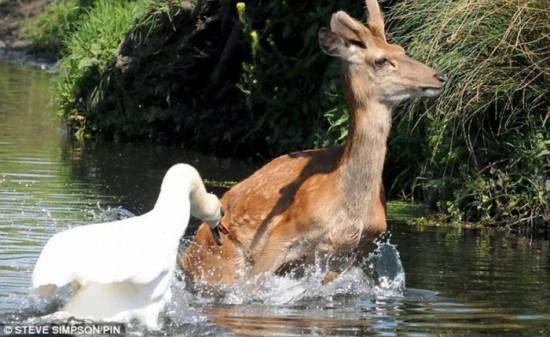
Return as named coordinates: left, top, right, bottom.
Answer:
left=0, top=59, right=548, bottom=336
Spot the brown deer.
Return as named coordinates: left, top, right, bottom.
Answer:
left=180, top=0, right=446, bottom=286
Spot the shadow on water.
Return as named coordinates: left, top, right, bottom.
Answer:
left=62, top=141, right=254, bottom=214
left=0, top=59, right=549, bottom=337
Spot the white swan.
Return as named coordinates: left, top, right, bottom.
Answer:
left=32, top=163, right=222, bottom=329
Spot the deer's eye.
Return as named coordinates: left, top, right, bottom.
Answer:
left=374, top=57, right=389, bottom=67
left=349, top=40, right=366, bottom=48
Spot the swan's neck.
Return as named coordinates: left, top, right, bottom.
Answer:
left=152, top=189, right=191, bottom=239
left=152, top=164, right=220, bottom=230
left=153, top=189, right=190, bottom=216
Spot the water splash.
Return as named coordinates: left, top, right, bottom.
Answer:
left=365, top=233, right=406, bottom=296
left=2, top=204, right=405, bottom=335
left=92, top=205, right=136, bottom=222
left=164, top=277, right=208, bottom=326
left=192, top=233, right=406, bottom=306
left=1, top=279, right=209, bottom=336
left=0, top=289, right=69, bottom=323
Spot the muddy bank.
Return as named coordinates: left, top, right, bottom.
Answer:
left=0, top=0, right=53, bottom=56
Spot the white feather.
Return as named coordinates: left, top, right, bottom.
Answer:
left=31, top=163, right=221, bottom=329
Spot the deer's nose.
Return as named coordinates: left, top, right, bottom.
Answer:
left=434, top=72, right=447, bottom=83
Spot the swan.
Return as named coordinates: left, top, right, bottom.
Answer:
left=31, top=163, right=223, bottom=329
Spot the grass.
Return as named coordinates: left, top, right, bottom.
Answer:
left=54, top=0, right=163, bottom=138
left=383, top=0, right=549, bottom=228
left=22, top=0, right=94, bottom=55
left=34, top=0, right=548, bottom=230
left=386, top=201, right=429, bottom=224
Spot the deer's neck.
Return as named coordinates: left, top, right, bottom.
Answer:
left=338, top=70, right=392, bottom=215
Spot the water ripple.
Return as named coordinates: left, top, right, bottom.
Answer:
left=1, top=60, right=549, bottom=337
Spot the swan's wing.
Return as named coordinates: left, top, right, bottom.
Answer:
left=32, top=212, right=181, bottom=296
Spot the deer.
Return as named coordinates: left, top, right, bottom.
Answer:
left=180, top=0, right=446, bottom=286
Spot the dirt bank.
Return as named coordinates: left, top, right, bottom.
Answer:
left=0, top=0, right=51, bottom=49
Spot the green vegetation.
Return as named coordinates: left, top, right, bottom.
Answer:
left=232, top=1, right=358, bottom=154
left=22, top=0, right=93, bottom=56
left=56, top=0, right=162, bottom=137
left=385, top=0, right=549, bottom=228
left=386, top=201, right=429, bottom=225
left=53, top=0, right=365, bottom=152
left=27, top=0, right=165, bottom=139
left=27, top=0, right=548, bottom=230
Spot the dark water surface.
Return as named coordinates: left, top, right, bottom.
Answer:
left=0, top=60, right=549, bottom=336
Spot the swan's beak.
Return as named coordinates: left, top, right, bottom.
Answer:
left=210, top=224, right=226, bottom=245
left=208, top=207, right=228, bottom=246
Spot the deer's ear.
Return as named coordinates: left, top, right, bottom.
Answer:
left=318, top=28, right=364, bottom=63
left=366, top=0, right=386, bottom=41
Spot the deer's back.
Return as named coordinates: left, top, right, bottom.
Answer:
left=180, top=146, right=343, bottom=284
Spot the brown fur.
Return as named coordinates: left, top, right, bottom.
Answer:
left=181, top=146, right=387, bottom=285
left=180, top=0, right=445, bottom=286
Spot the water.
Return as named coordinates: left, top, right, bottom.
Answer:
left=0, top=59, right=549, bottom=336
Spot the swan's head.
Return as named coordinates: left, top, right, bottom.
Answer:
left=157, top=164, right=225, bottom=245
left=157, top=164, right=222, bottom=227
left=191, top=192, right=226, bottom=245
left=193, top=192, right=222, bottom=228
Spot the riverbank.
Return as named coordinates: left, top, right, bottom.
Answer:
left=0, top=0, right=57, bottom=60
left=2, top=0, right=548, bottom=232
